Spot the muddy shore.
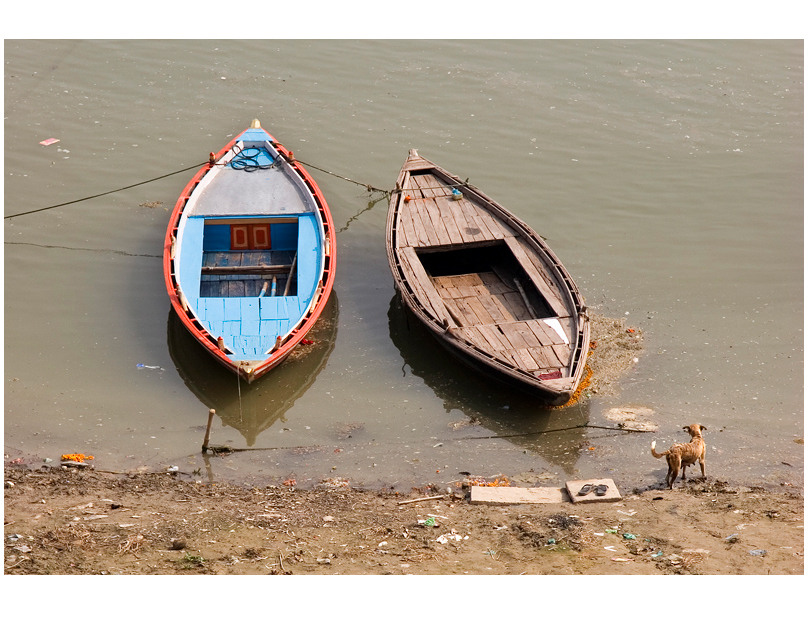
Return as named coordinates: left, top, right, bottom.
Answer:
left=4, top=463, right=802, bottom=578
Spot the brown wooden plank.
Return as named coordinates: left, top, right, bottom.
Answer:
left=504, top=237, right=567, bottom=317
left=463, top=296, right=496, bottom=325
left=459, top=199, right=495, bottom=240
left=552, top=343, right=572, bottom=367
left=527, top=346, right=557, bottom=369
left=398, top=249, right=437, bottom=320
left=444, top=195, right=478, bottom=244
left=435, top=197, right=464, bottom=244
left=422, top=197, right=453, bottom=246
left=408, top=202, right=431, bottom=247
left=452, top=297, right=482, bottom=326
left=511, top=321, right=542, bottom=348
left=398, top=205, right=416, bottom=249
left=477, top=324, right=510, bottom=352
left=478, top=294, right=512, bottom=323
left=400, top=247, right=456, bottom=328
left=498, top=322, right=531, bottom=350
left=524, top=318, right=561, bottom=346
left=500, top=291, right=529, bottom=319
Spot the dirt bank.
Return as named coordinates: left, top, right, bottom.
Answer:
left=3, top=464, right=802, bottom=576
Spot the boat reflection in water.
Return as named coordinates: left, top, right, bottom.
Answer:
left=167, top=293, right=339, bottom=446
left=387, top=296, right=590, bottom=473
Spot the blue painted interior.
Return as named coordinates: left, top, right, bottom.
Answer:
left=179, top=212, right=323, bottom=361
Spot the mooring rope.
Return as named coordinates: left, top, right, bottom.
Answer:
left=3, top=162, right=208, bottom=220
left=4, top=154, right=390, bottom=220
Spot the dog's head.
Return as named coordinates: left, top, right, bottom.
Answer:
left=683, top=424, right=706, bottom=438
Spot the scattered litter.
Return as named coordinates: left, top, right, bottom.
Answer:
left=749, top=549, right=767, bottom=557
left=7, top=534, right=23, bottom=542
left=322, top=516, right=335, bottom=523
left=85, top=514, right=108, bottom=521
left=682, top=548, right=710, bottom=555
left=13, top=545, right=33, bottom=553
left=39, top=138, right=60, bottom=146
left=611, top=557, right=633, bottom=562
left=606, top=529, right=618, bottom=534
left=593, top=532, right=605, bottom=537
left=378, top=541, right=388, bottom=548
left=137, top=364, right=164, bottom=370
left=651, top=550, right=664, bottom=558
left=166, top=466, right=179, bottom=474
left=61, top=453, right=94, bottom=463
left=604, top=546, right=617, bottom=552
left=301, top=338, right=314, bottom=345
left=725, top=534, right=739, bottom=543
left=617, top=509, right=637, bottom=516
left=622, top=533, right=636, bottom=540
left=436, top=530, right=468, bottom=544
left=547, top=538, right=556, bottom=545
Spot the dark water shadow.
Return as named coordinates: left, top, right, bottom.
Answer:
left=387, top=295, right=589, bottom=473
left=167, top=292, right=339, bottom=446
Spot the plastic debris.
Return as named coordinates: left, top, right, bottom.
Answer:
left=749, top=549, right=767, bottom=557
left=39, top=138, right=60, bottom=146
left=605, top=529, right=618, bottom=534
left=137, top=364, right=164, bottom=370
left=651, top=550, right=664, bottom=558
left=622, top=533, right=636, bottom=540
left=725, top=534, right=739, bottom=543
left=547, top=538, right=556, bottom=545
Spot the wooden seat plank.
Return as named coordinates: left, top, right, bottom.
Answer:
left=400, top=247, right=456, bottom=328
left=504, top=237, right=567, bottom=317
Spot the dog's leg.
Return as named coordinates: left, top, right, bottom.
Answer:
left=699, top=453, right=706, bottom=478
left=668, top=457, right=681, bottom=489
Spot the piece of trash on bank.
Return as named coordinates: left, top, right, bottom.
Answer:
left=622, top=533, right=636, bottom=540
left=748, top=549, right=767, bottom=557
left=61, top=453, right=94, bottom=463
left=436, top=530, right=468, bottom=544
left=651, top=550, right=664, bottom=558
left=725, top=534, right=739, bottom=543
left=137, top=364, right=164, bottom=370
left=39, top=138, right=60, bottom=146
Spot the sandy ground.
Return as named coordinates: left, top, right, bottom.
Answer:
left=4, top=464, right=802, bottom=578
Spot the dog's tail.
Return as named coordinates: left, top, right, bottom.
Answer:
left=650, top=440, right=667, bottom=459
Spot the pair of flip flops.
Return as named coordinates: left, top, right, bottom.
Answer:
left=577, top=483, right=609, bottom=496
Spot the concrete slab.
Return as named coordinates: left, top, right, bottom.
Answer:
left=565, top=478, right=621, bottom=503
left=470, top=486, right=570, bottom=505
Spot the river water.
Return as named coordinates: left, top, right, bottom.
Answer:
left=4, top=40, right=803, bottom=491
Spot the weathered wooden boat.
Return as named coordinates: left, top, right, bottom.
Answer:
left=164, top=120, right=336, bottom=383
left=385, top=149, right=589, bottom=405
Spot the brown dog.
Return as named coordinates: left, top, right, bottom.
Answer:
left=651, top=424, right=707, bottom=489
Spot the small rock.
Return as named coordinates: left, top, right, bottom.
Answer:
left=169, top=538, right=186, bottom=550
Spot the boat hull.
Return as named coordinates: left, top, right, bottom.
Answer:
left=163, top=121, right=336, bottom=382
left=386, top=150, right=589, bottom=405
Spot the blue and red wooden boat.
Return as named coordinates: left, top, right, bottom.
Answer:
left=163, top=120, right=336, bottom=382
